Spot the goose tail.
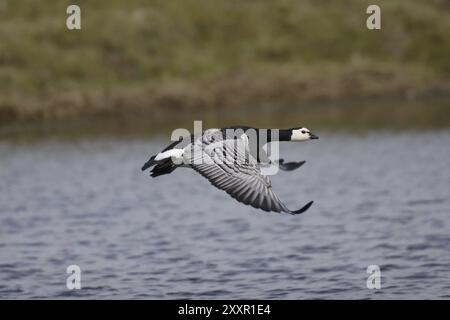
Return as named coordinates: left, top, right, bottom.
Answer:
left=150, top=159, right=177, bottom=177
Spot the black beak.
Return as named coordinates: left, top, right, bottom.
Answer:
left=309, top=133, right=319, bottom=140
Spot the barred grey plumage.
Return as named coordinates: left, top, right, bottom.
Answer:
left=142, top=126, right=317, bottom=215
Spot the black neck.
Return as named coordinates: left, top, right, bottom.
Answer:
left=221, top=126, right=292, bottom=142
left=266, top=129, right=292, bottom=142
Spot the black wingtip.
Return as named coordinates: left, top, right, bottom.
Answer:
left=141, top=156, right=156, bottom=171
left=291, top=200, right=314, bottom=215
left=279, top=160, right=306, bottom=171
left=141, top=162, right=151, bottom=171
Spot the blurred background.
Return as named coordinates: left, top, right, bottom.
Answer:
left=0, top=0, right=449, bottom=139
left=1, top=0, right=450, bottom=299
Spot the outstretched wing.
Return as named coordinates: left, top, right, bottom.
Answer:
left=277, top=159, right=306, bottom=171
left=184, top=129, right=313, bottom=214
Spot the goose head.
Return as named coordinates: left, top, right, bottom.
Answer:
left=290, top=127, right=319, bottom=141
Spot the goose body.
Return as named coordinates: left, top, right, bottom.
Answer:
left=141, top=126, right=318, bottom=215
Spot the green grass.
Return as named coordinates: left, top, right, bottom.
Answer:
left=0, top=0, right=449, bottom=131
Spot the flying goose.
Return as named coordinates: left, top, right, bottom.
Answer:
left=141, top=126, right=318, bottom=214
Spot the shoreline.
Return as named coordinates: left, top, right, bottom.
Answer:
left=2, top=95, right=450, bottom=142
left=2, top=62, right=450, bottom=137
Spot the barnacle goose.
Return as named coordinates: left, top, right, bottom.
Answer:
left=141, top=126, right=318, bottom=215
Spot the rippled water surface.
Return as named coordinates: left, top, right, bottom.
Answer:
left=0, top=131, right=449, bottom=299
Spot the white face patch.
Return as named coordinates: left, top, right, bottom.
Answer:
left=291, top=127, right=311, bottom=141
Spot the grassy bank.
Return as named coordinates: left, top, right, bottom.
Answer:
left=0, top=0, right=450, bottom=134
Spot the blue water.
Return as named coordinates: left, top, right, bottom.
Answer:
left=0, top=131, right=449, bottom=299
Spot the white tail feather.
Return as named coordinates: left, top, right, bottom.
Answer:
left=154, top=148, right=184, bottom=161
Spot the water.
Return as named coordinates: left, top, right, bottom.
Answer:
left=0, top=131, right=449, bottom=299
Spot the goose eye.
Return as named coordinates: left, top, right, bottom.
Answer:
left=301, top=130, right=306, bottom=134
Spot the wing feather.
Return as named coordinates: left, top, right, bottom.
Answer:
left=183, top=129, right=313, bottom=214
